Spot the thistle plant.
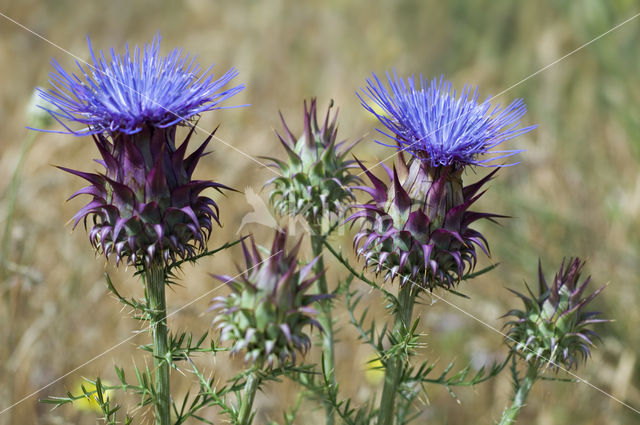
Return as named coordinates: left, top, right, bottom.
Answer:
left=498, top=258, right=608, bottom=425
left=34, top=36, right=243, bottom=425
left=37, top=37, right=243, bottom=266
left=27, top=36, right=618, bottom=423
left=265, top=98, right=360, bottom=425
left=353, top=71, right=535, bottom=425
left=211, top=229, right=326, bottom=425
left=354, top=72, right=535, bottom=292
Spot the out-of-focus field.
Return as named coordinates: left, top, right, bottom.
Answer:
left=1, top=1, right=639, bottom=424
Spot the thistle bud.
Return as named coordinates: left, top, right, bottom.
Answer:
left=504, top=258, right=608, bottom=371
left=264, top=98, right=360, bottom=223
left=211, top=229, right=327, bottom=367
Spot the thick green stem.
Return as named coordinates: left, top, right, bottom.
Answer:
left=498, top=364, right=538, bottom=425
left=309, top=222, right=336, bottom=425
left=144, top=261, right=171, bottom=425
left=377, top=283, right=416, bottom=425
left=237, top=364, right=263, bottom=425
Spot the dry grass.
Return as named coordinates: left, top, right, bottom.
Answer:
left=1, top=1, right=639, bottom=424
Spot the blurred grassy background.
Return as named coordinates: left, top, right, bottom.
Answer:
left=1, top=0, right=639, bottom=424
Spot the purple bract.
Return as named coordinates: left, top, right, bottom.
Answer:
left=65, top=126, right=231, bottom=265
left=348, top=153, right=502, bottom=290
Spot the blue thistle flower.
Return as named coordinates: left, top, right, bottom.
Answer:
left=33, top=37, right=244, bottom=265
left=36, top=36, right=244, bottom=136
left=359, top=72, right=535, bottom=169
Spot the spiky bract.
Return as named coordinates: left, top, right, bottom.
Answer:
left=359, top=72, right=535, bottom=168
left=36, top=36, right=243, bottom=136
left=211, top=230, right=327, bottom=367
left=265, top=98, right=360, bottom=222
left=348, top=154, right=501, bottom=290
left=66, top=126, right=230, bottom=265
left=504, top=258, right=608, bottom=371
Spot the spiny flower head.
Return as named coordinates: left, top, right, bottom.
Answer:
left=36, top=36, right=243, bottom=136
left=265, top=98, right=360, bottom=222
left=504, top=258, right=608, bottom=371
left=211, top=229, right=327, bottom=367
left=65, top=126, right=230, bottom=265
left=359, top=72, right=535, bottom=169
left=348, top=153, right=501, bottom=290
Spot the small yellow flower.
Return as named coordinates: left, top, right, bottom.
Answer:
left=363, top=355, right=385, bottom=386
left=71, top=379, right=112, bottom=413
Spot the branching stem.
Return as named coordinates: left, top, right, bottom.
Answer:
left=498, top=363, right=538, bottom=425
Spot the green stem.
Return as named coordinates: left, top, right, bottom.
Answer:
left=144, top=261, right=170, bottom=425
left=377, top=283, right=416, bottom=425
left=322, top=240, right=382, bottom=291
left=167, top=237, right=246, bottom=271
left=237, top=364, right=263, bottom=425
left=309, top=222, right=336, bottom=425
left=498, top=364, right=538, bottom=425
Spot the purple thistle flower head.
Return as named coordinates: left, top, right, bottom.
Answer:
left=36, top=36, right=244, bottom=135
left=359, top=71, right=535, bottom=169
left=504, top=258, right=608, bottom=371
left=34, top=37, right=244, bottom=266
